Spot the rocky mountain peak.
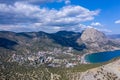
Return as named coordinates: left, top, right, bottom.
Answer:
left=80, top=28, right=107, bottom=42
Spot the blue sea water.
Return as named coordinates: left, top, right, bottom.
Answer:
left=85, top=50, right=120, bottom=63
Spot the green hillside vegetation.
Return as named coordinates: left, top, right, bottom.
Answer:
left=0, top=61, right=112, bottom=80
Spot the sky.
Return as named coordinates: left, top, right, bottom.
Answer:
left=0, top=0, right=120, bottom=34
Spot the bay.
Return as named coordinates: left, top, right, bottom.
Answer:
left=85, top=50, right=120, bottom=63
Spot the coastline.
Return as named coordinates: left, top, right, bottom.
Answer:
left=80, top=53, right=90, bottom=64
left=80, top=48, right=120, bottom=64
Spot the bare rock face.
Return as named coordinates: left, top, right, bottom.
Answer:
left=77, top=28, right=108, bottom=48
left=77, top=28, right=120, bottom=52
left=80, top=28, right=107, bottom=42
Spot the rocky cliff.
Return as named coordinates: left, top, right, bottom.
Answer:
left=77, top=28, right=120, bottom=53
left=80, top=28, right=107, bottom=43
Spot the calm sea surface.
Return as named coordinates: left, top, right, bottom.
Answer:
left=85, top=50, right=120, bottom=63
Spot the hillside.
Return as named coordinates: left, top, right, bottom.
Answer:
left=68, top=58, right=120, bottom=80
left=0, top=28, right=120, bottom=63
left=77, top=28, right=120, bottom=53
left=0, top=28, right=120, bottom=80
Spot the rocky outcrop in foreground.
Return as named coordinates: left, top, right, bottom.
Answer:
left=68, top=58, right=120, bottom=80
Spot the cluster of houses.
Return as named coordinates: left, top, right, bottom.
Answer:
left=11, top=47, right=83, bottom=68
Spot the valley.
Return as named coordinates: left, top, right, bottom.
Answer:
left=0, top=28, right=120, bottom=80
left=1, top=0, right=120, bottom=79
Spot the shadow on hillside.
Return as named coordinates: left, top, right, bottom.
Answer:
left=49, top=33, right=86, bottom=51
left=0, top=38, right=18, bottom=49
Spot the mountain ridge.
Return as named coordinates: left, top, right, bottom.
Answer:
left=0, top=28, right=120, bottom=52
left=0, top=28, right=120, bottom=80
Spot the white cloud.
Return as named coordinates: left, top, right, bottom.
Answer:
left=71, top=24, right=112, bottom=33
left=0, top=24, right=33, bottom=32
left=0, top=2, right=100, bottom=32
left=0, top=0, right=71, bottom=5
left=89, top=22, right=112, bottom=33
left=91, top=22, right=102, bottom=27
left=65, top=0, right=71, bottom=5
left=97, top=28, right=112, bottom=33
left=53, top=26, right=62, bottom=30
left=115, top=20, right=120, bottom=24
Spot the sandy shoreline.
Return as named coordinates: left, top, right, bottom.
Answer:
left=80, top=53, right=90, bottom=64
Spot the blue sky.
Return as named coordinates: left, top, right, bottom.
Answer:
left=0, top=0, right=120, bottom=34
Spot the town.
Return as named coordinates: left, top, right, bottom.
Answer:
left=10, top=47, right=86, bottom=68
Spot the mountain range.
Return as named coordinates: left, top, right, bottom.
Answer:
left=0, top=28, right=120, bottom=80
left=0, top=28, right=120, bottom=61
left=108, top=34, right=120, bottom=39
